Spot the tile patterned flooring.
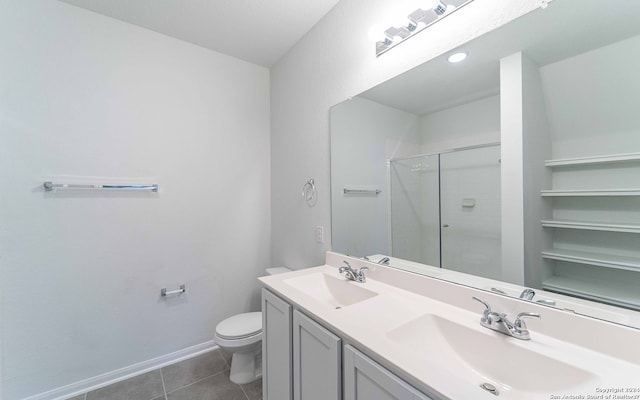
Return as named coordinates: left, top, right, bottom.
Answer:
left=67, top=349, right=261, bottom=400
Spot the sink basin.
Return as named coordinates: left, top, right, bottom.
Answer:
left=387, top=314, right=597, bottom=397
left=283, top=272, right=378, bottom=309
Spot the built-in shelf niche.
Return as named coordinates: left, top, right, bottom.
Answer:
left=541, top=152, right=640, bottom=310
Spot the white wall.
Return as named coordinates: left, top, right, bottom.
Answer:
left=521, top=53, right=552, bottom=289
left=499, top=52, right=526, bottom=285
left=0, top=1, right=270, bottom=399
left=540, top=34, right=640, bottom=158
left=330, top=97, right=420, bottom=257
left=270, top=0, right=541, bottom=269
left=500, top=51, right=553, bottom=287
left=420, top=95, right=501, bottom=153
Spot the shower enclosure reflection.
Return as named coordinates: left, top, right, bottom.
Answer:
left=331, top=88, right=502, bottom=280
left=390, top=154, right=440, bottom=267
left=389, top=145, right=501, bottom=280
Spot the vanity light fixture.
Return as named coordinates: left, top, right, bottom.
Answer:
left=433, top=1, right=448, bottom=16
left=375, top=0, right=475, bottom=57
left=447, top=52, right=467, bottom=63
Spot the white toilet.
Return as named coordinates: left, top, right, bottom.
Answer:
left=215, top=267, right=291, bottom=384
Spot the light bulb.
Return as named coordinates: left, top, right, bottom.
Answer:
left=447, top=52, right=467, bottom=63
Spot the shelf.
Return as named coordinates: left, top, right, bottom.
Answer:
left=541, top=248, right=640, bottom=273
left=542, top=152, right=640, bottom=312
left=542, top=275, right=640, bottom=311
left=541, top=220, right=640, bottom=233
left=541, top=188, right=640, bottom=197
left=545, top=152, right=640, bottom=167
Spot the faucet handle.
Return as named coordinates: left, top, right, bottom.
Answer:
left=472, top=297, right=495, bottom=324
left=519, top=288, right=536, bottom=300
left=514, top=312, right=541, bottom=329
left=357, top=266, right=369, bottom=282
left=472, top=296, right=491, bottom=312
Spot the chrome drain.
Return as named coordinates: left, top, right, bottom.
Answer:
left=335, top=306, right=342, bottom=309
left=481, top=383, right=499, bottom=396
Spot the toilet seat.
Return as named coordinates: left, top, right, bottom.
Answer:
left=216, top=312, right=261, bottom=339
left=215, top=330, right=262, bottom=349
left=215, top=312, right=262, bottom=348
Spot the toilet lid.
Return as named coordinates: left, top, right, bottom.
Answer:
left=216, top=312, right=262, bottom=339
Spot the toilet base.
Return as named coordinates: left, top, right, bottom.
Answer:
left=229, top=348, right=262, bottom=384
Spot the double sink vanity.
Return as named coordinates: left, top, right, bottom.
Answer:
left=259, top=252, right=640, bottom=400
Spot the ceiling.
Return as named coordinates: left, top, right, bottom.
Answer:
left=359, top=0, right=640, bottom=116
left=57, top=0, right=341, bottom=67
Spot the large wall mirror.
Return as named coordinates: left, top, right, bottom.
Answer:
left=330, top=0, right=640, bottom=329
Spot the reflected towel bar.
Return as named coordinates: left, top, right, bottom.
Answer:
left=44, top=181, right=158, bottom=192
left=343, top=188, right=382, bottom=195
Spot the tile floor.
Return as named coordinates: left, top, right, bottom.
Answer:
left=67, top=349, right=261, bottom=400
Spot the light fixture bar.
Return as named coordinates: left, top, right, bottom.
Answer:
left=376, top=0, right=475, bottom=57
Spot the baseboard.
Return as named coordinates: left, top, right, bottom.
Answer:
left=21, top=340, right=219, bottom=400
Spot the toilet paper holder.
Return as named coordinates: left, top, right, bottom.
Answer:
left=161, top=284, right=186, bottom=297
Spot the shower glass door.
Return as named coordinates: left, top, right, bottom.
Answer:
left=440, top=145, right=502, bottom=280
left=389, top=155, right=440, bottom=267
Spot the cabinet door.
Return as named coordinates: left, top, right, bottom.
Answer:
left=344, top=345, right=432, bottom=400
left=293, top=310, right=342, bottom=400
left=262, top=289, right=293, bottom=400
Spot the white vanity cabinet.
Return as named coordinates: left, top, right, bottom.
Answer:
left=344, top=345, right=432, bottom=400
left=262, top=288, right=433, bottom=400
left=262, top=289, right=293, bottom=400
left=293, top=309, right=342, bottom=400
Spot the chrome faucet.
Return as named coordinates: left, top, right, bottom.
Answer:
left=362, top=256, right=389, bottom=265
left=519, top=288, right=536, bottom=301
left=339, top=261, right=369, bottom=283
left=472, top=297, right=540, bottom=340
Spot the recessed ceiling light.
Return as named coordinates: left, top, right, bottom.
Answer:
left=448, top=52, right=467, bottom=63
